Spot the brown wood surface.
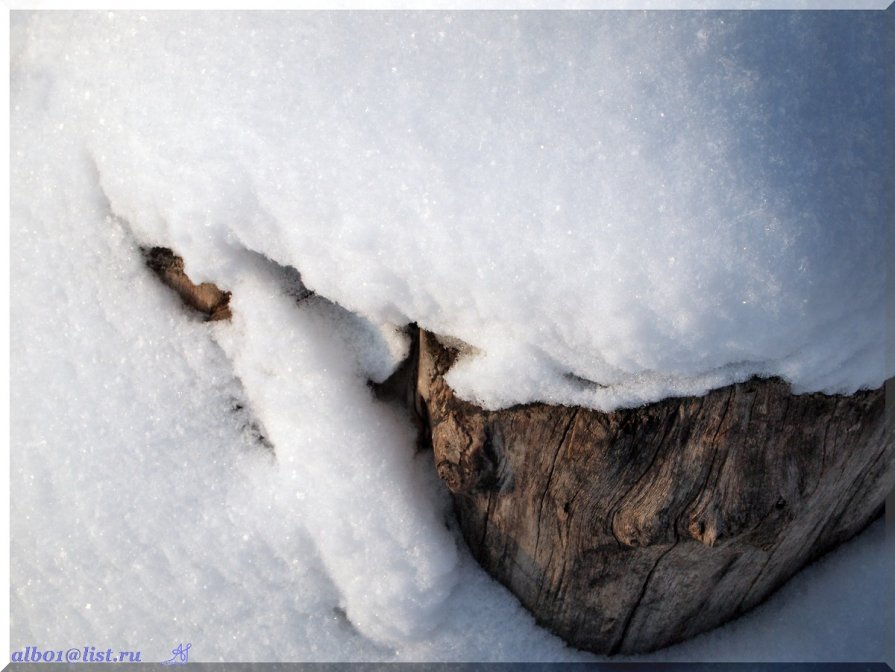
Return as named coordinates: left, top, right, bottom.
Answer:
left=413, top=329, right=893, bottom=654
left=143, top=246, right=232, bottom=321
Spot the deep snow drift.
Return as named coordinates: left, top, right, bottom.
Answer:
left=10, top=9, right=891, bottom=663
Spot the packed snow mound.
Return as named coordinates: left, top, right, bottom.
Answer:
left=13, top=10, right=890, bottom=410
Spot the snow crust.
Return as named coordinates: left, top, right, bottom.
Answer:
left=10, top=9, right=891, bottom=664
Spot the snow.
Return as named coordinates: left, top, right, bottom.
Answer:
left=9, top=8, right=890, bottom=664
left=214, top=267, right=458, bottom=645
left=11, top=10, right=890, bottom=412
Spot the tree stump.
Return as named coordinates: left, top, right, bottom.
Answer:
left=414, top=329, right=893, bottom=654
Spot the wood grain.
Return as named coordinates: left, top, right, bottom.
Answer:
left=414, top=329, right=892, bottom=654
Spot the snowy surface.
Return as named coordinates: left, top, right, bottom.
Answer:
left=11, top=10, right=891, bottom=412
left=10, top=9, right=891, bottom=664
left=7, top=2, right=894, bottom=15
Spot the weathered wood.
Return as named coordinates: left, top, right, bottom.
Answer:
left=143, top=246, right=232, bottom=321
left=415, top=329, right=893, bottom=654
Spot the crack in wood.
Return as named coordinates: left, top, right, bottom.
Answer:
left=534, top=408, right=579, bottom=557
left=611, top=540, right=679, bottom=655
